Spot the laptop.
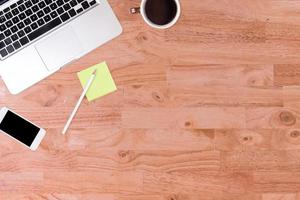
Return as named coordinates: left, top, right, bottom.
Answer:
left=0, top=0, right=122, bottom=94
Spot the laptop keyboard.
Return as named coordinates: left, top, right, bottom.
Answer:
left=0, top=0, right=98, bottom=60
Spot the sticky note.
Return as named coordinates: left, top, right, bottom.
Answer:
left=77, top=62, right=117, bottom=102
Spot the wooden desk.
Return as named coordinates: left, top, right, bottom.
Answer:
left=1, top=0, right=300, bottom=199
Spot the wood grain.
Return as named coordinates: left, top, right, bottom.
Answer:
left=2, top=0, right=300, bottom=199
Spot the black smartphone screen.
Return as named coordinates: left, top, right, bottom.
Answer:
left=0, top=110, right=40, bottom=146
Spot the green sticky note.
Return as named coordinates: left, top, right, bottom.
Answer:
left=77, top=62, right=117, bottom=102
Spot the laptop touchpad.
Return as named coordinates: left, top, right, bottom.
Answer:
left=35, top=26, right=83, bottom=71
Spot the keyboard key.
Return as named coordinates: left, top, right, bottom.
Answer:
left=18, top=13, right=26, bottom=20
left=50, top=3, right=57, bottom=10
left=0, top=33, right=4, bottom=40
left=20, top=37, right=29, bottom=45
left=44, top=15, right=51, bottom=22
left=17, top=21, right=25, bottom=29
left=60, top=13, right=70, bottom=22
left=24, top=26, right=31, bottom=33
left=10, top=3, right=17, bottom=9
left=0, top=15, right=5, bottom=23
left=30, top=14, right=38, bottom=21
left=13, top=41, right=21, bottom=49
left=17, top=0, right=24, bottom=4
left=76, top=8, right=83, bottom=14
left=4, top=29, right=12, bottom=37
left=45, top=0, right=52, bottom=4
left=19, top=4, right=26, bottom=12
left=37, top=10, right=44, bottom=17
left=12, top=8, right=19, bottom=15
left=3, top=7, right=10, bottom=13
left=17, top=30, right=25, bottom=37
left=24, top=18, right=31, bottom=25
left=10, top=25, right=18, bottom=33
left=6, top=45, right=14, bottom=53
left=4, top=37, right=12, bottom=45
left=5, top=12, right=13, bottom=19
left=31, top=22, right=38, bottom=30
left=57, top=0, right=64, bottom=6
left=43, top=6, right=51, bottom=14
left=0, top=48, right=8, bottom=57
left=11, top=34, right=18, bottom=41
left=90, top=0, right=96, bottom=6
left=63, top=3, right=71, bottom=11
left=37, top=19, right=45, bottom=26
left=70, top=0, right=77, bottom=7
left=32, top=5, right=39, bottom=12
left=50, top=11, right=58, bottom=18
left=28, top=17, right=62, bottom=41
left=57, top=7, right=64, bottom=14
left=5, top=20, right=13, bottom=28
left=0, top=24, right=6, bottom=31
left=25, top=1, right=33, bottom=8
left=38, top=2, right=46, bottom=9
left=12, top=16, right=19, bottom=23
left=25, top=9, right=33, bottom=16
left=69, top=9, right=76, bottom=17
left=0, top=41, right=5, bottom=49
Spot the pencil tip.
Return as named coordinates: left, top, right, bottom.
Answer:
left=92, top=69, right=97, bottom=75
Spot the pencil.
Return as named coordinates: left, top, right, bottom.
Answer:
left=62, top=69, right=97, bottom=135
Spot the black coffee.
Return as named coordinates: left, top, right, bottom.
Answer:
left=145, top=0, right=178, bottom=26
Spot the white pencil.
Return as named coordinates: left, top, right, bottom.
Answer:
left=62, top=69, right=97, bottom=135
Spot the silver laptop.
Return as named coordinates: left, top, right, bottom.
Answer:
left=0, top=0, right=122, bottom=94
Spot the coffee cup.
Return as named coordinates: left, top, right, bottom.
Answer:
left=130, top=0, right=181, bottom=29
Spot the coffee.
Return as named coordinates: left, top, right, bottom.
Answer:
left=144, top=0, right=178, bottom=26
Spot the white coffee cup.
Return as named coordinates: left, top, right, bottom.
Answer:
left=130, top=0, right=181, bottom=29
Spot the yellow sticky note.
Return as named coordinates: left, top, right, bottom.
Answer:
left=77, top=62, right=117, bottom=101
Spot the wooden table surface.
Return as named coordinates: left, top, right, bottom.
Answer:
left=2, top=0, right=300, bottom=199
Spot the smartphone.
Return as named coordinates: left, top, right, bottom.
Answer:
left=0, top=107, right=46, bottom=151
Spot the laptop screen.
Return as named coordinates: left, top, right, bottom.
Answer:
left=0, top=0, right=9, bottom=6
